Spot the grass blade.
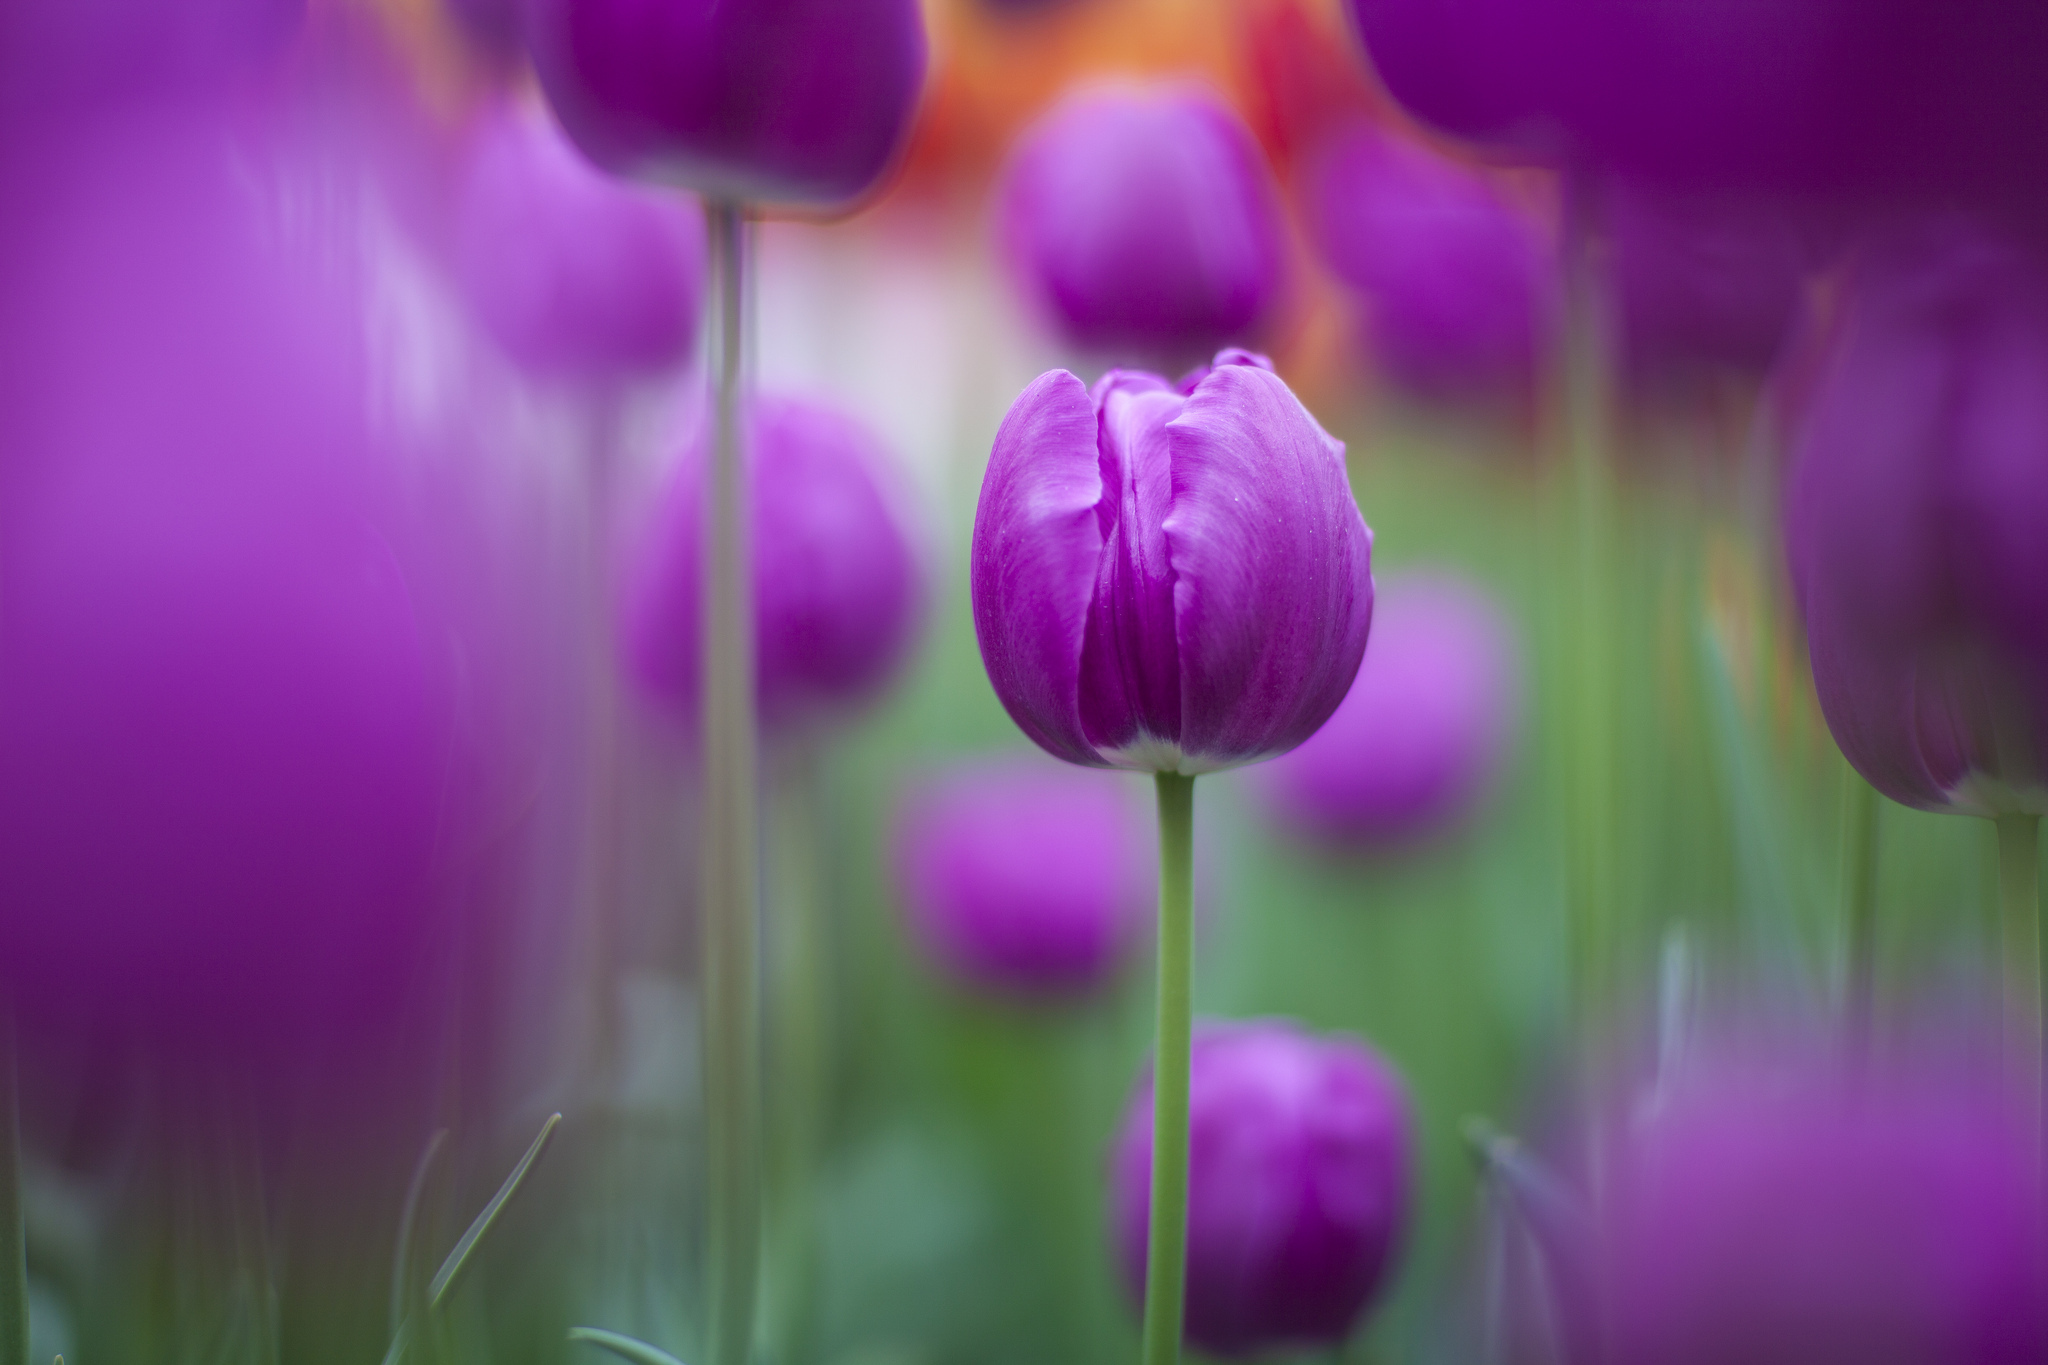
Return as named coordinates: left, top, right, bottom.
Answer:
left=425, top=1113, right=561, bottom=1309
left=567, top=1327, right=690, bottom=1365
left=391, top=1130, right=449, bottom=1337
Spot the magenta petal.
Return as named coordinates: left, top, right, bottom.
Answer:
left=972, top=370, right=1109, bottom=767
left=1165, top=363, right=1375, bottom=769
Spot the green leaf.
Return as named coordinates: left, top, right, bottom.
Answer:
left=426, top=1113, right=562, bottom=1309
left=567, top=1327, right=690, bottom=1365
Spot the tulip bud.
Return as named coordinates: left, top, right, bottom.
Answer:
left=626, top=393, right=924, bottom=736
left=973, top=349, right=1373, bottom=776
left=998, top=84, right=1288, bottom=368
left=1608, top=184, right=1806, bottom=394
left=1784, top=222, right=2048, bottom=815
left=1301, top=122, right=1554, bottom=400
left=0, top=0, right=301, bottom=119
left=892, top=758, right=1152, bottom=999
left=1255, top=571, right=1517, bottom=848
left=523, top=0, right=927, bottom=208
left=1111, top=1021, right=1413, bottom=1356
left=451, top=103, right=705, bottom=383
left=1600, top=1053, right=2045, bottom=1365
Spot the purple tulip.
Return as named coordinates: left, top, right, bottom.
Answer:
left=1254, top=571, right=1516, bottom=848
left=998, top=84, right=1288, bottom=368
left=0, top=107, right=451, bottom=1058
left=1111, top=1020, right=1413, bottom=1357
left=1600, top=1055, right=2045, bottom=1365
left=625, top=393, right=923, bottom=736
left=1301, top=121, right=1554, bottom=399
left=1784, top=222, right=2048, bottom=815
left=522, top=0, right=927, bottom=208
left=451, top=103, right=705, bottom=382
left=0, top=0, right=302, bottom=118
left=893, top=758, right=1152, bottom=999
left=1609, top=184, right=1808, bottom=392
left=1344, top=0, right=2048, bottom=203
left=973, top=350, right=1372, bottom=775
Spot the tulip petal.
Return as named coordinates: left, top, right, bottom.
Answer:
left=1165, top=362, right=1374, bottom=770
left=972, top=369, right=1107, bottom=767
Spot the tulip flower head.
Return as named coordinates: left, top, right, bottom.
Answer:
left=451, top=103, right=705, bottom=382
left=972, top=349, right=1374, bottom=776
left=893, top=759, right=1152, bottom=999
left=1600, top=1054, right=2045, bottom=1365
left=1785, top=223, right=2048, bottom=816
left=523, top=0, right=928, bottom=208
left=1111, top=1020, right=1413, bottom=1356
left=1255, top=570, right=1517, bottom=848
left=1302, top=122, right=1554, bottom=400
left=1609, top=184, right=1807, bottom=394
left=998, top=84, right=1288, bottom=368
left=626, top=393, right=924, bottom=737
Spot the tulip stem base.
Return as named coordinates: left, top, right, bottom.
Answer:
left=703, top=198, right=761, bottom=1365
left=1998, top=814, right=2042, bottom=1104
left=1840, top=769, right=1881, bottom=1060
left=1140, top=772, right=1197, bottom=1365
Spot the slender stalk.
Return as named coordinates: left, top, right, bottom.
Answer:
left=1140, top=773, right=1196, bottom=1365
left=1839, top=768, right=1881, bottom=1060
left=1997, top=814, right=2041, bottom=1110
left=0, top=1020, right=25, bottom=1365
left=702, top=199, right=761, bottom=1365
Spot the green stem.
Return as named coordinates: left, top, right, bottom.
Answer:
left=0, top=1022, right=25, bottom=1365
left=1839, top=769, right=1880, bottom=1060
left=703, top=199, right=761, bottom=1365
left=1139, top=773, right=1196, bottom=1365
left=1997, top=814, right=2041, bottom=1104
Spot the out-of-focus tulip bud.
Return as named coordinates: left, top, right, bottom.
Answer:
left=451, top=103, right=705, bottom=383
left=1599, top=1054, right=2045, bottom=1365
left=998, top=84, right=1288, bottom=368
left=625, top=394, right=924, bottom=736
left=1609, top=184, right=1807, bottom=393
left=1254, top=571, right=1516, bottom=848
left=522, top=0, right=927, bottom=208
left=0, top=0, right=302, bottom=119
left=892, top=758, right=1152, bottom=999
left=1111, top=1020, right=1413, bottom=1356
left=1301, top=122, right=1553, bottom=400
left=1785, top=222, right=2048, bottom=815
left=1344, top=0, right=2048, bottom=205
left=972, top=349, right=1373, bottom=775
left=0, top=107, right=451, bottom=1064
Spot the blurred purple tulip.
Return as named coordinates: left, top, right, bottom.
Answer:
left=1609, top=184, right=1808, bottom=392
left=1601, top=1054, right=2045, bottom=1365
left=0, top=106, right=453, bottom=1063
left=1785, top=222, right=2048, bottom=815
left=1344, top=0, right=2048, bottom=205
left=972, top=349, right=1373, bottom=776
left=523, top=0, right=927, bottom=208
left=998, top=84, right=1288, bottom=368
left=0, top=0, right=302, bottom=120
left=1111, top=1020, right=1412, bottom=1356
left=1255, top=571, right=1516, bottom=848
left=452, top=103, right=704, bottom=382
left=893, top=758, right=1152, bottom=999
left=1302, top=122, right=1553, bottom=399
left=442, top=0, right=522, bottom=61
left=626, top=393, right=924, bottom=736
